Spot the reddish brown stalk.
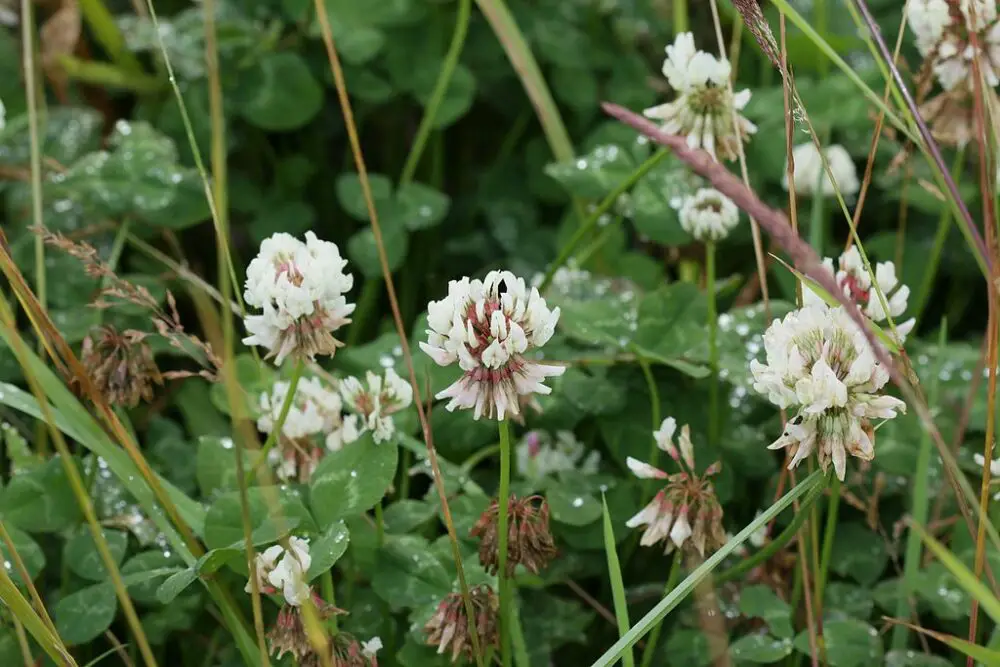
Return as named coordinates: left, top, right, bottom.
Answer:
left=310, top=2, right=484, bottom=663
left=843, top=9, right=910, bottom=254
left=966, top=7, right=999, bottom=659
left=600, top=101, right=998, bottom=591
left=852, top=0, right=990, bottom=271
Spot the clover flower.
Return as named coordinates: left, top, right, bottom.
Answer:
left=270, top=597, right=346, bottom=663
left=782, top=143, right=860, bottom=198
left=420, top=270, right=564, bottom=420
left=243, top=232, right=354, bottom=365
left=339, top=368, right=413, bottom=443
left=973, top=453, right=1000, bottom=500
left=803, top=246, right=916, bottom=341
left=678, top=187, right=740, bottom=241
left=516, top=429, right=601, bottom=482
left=625, top=418, right=726, bottom=556
left=81, top=325, right=162, bottom=408
left=750, top=305, right=907, bottom=480
left=246, top=537, right=313, bottom=606
left=470, top=495, right=557, bottom=576
left=425, top=585, right=499, bottom=663
left=907, top=0, right=1000, bottom=91
left=643, top=32, right=756, bottom=161
left=258, top=377, right=360, bottom=481
left=323, top=633, right=382, bottom=667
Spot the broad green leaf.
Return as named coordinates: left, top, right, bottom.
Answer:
left=0, top=107, right=103, bottom=166
left=309, top=435, right=398, bottom=527
left=739, top=585, right=794, bottom=639
left=240, top=52, right=323, bottom=131
left=156, top=568, right=198, bottom=605
left=307, top=520, right=350, bottom=581
left=410, top=62, right=476, bottom=128
left=729, top=634, right=794, bottom=663
left=1, top=455, right=83, bottom=533
left=203, top=488, right=314, bottom=552
left=54, top=582, right=118, bottom=645
left=0, top=526, right=45, bottom=586
left=793, top=619, right=882, bottom=667
left=547, top=486, right=601, bottom=527
left=347, top=216, right=409, bottom=279
left=829, top=522, right=889, bottom=586
left=545, top=143, right=638, bottom=200
left=63, top=527, right=129, bottom=582
left=195, top=436, right=239, bottom=497
left=336, top=172, right=394, bottom=221
left=884, top=650, right=953, bottom=667
left=383, top=500, right=436, bottom=534
left=396, top=182, right=451, bottom=230
left=560, top=367, right=626, bottom=416
left=121, top=550, right=181, bottom=604
left=371, top=536, right=451, bottom=611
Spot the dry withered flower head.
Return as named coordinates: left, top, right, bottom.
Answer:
left=81, top=325, right=162, bottom=407
left=424, top=584, right=499, bottom=663
left=470, top=494, right=557, bottom=577
left=268, top=594, right=347, bottom=662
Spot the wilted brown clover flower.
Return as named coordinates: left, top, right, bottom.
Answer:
left=81, top=325, right=162, bottom=407
left=269, top=593, right=347, bottom=662
left=625, top=418, right=727, bottom=557
left=470, top=494, right=557, bottom=577
left=425, top=584, right=499, bottom=663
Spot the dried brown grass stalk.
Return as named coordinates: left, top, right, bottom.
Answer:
left=36, top=226, right=221, bottom=379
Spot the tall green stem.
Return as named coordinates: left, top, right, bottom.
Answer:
left=497, top=418, right=513, bottom=667
left=816, top=474, right=840, bottom=616
left=706, top=241, right=719, bottom=448
left=399, top=0, right=471, bottom=185
left=639, top=552, right=683, bottom=667
left=673, top=0, right=688, bottom=32
left=892, top=321, right=947, bottom=649
left=247, top=360, right=306, bottom=483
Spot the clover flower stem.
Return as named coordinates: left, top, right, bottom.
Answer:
left=247, top=359, right=306, bottom=484
left=893, top=320, right=948, bottom=649
left=497, top=417, right=514, bottom=667
left=634, top=349, right=662, bottom=503
left=673, top=0, right=688, bottom=32
left=808, top=170, right=827, bottom=257
left=706, top=241, right=719, bottom=448
left=815, top=473, right=840, bottom=617
left=321, top=570, right=338, bottom=633
left=638, top=551, right=683, bottom=667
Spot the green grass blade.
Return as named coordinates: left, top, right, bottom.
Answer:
left=0, top=563, right=77, bottom=666
left=589, top=470, right=825, bottom=667
left=895, top=621, right=1000, bottom=665
left=602, top=494, right=634, bottom=667
left=911, top=521, right=1000, bottom=625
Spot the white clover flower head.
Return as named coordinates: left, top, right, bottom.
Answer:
left=802, top=246, right=916, bottom=342
left=908, top=0, right=1000, bottom=90
left=906, top=0, right=953, bottom=55
left=258, top=376, right=360, bottom=479
left=643, top=32, right=756, bottom=162
left=245, top=537, right=312, bottom=606
left=361, top=637, right=383, bottom=659
left=516, top=429, right=600, bottom=481
left=340, top=368, right=413, bottom=443
left=258, top=376, right=343, bottom=441
left=679, top=188, right=740, bottom=242
left=750, top=305, right=907, bottom=480
left=626, top=418, right=725, bottom=556
left=783, top=143, right=860, bottom=198
left=243, top=232, right=355, bottom=365
left=973, top=452, right=1000, bottom=500
left=419, top=270, right=565, bottom=420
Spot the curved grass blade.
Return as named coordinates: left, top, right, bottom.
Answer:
left=589, top=470, right=825, bottom=667
left=601, top=494, right=634, bottom=667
